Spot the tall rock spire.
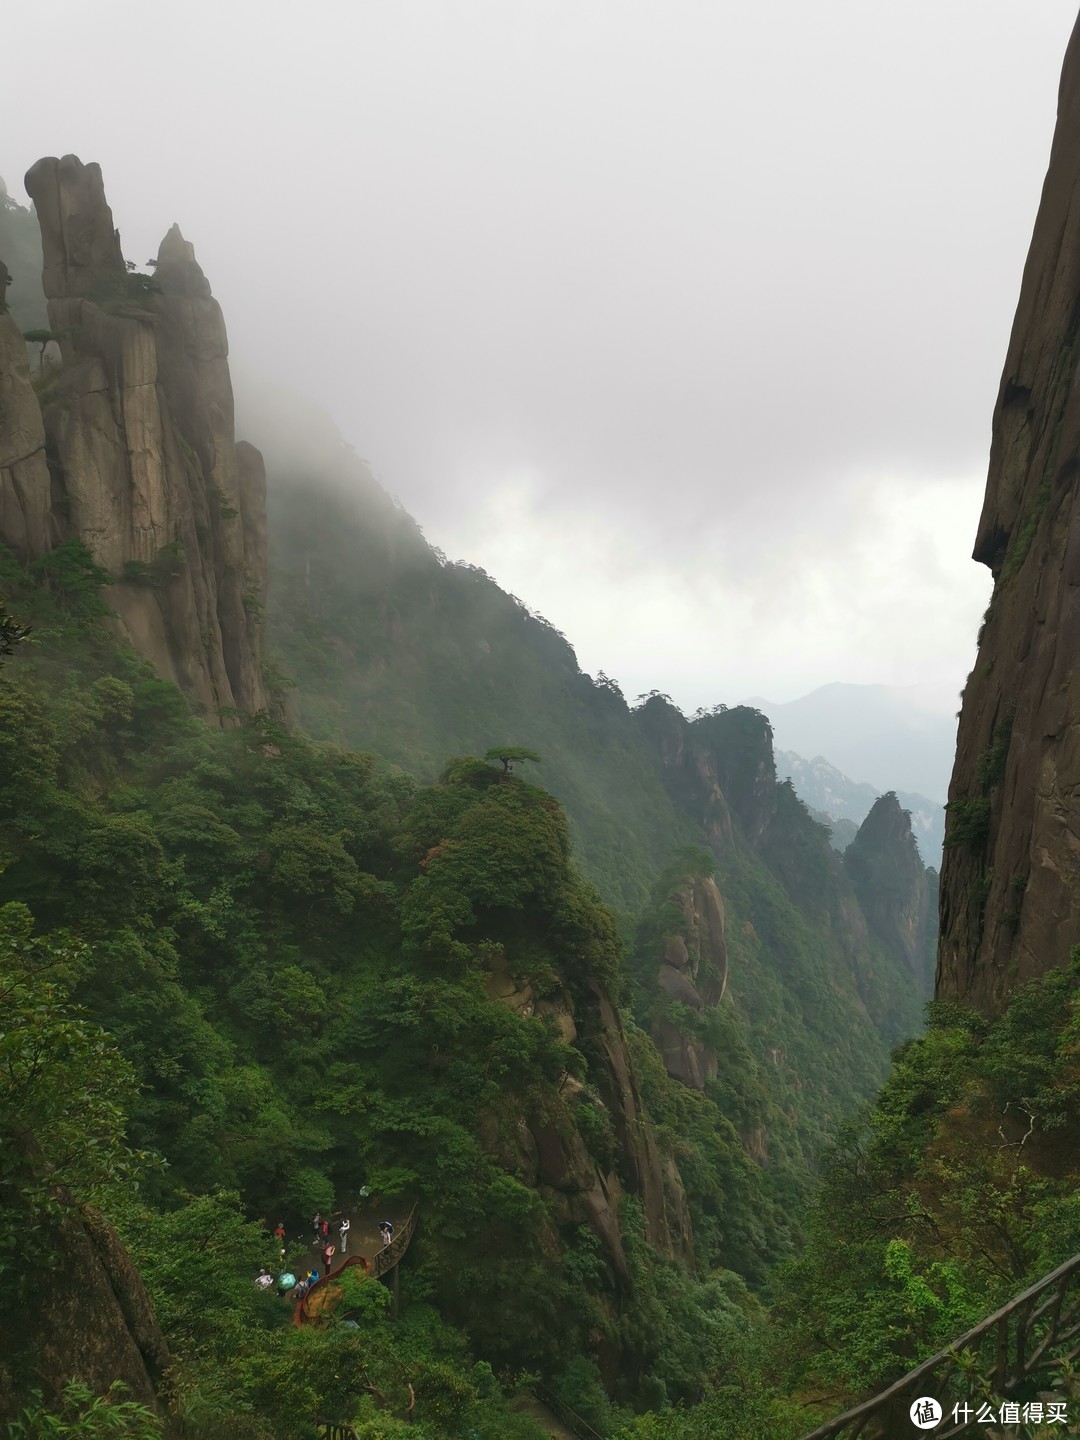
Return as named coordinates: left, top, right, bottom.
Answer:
left=10, top=155, right=267, bottom=722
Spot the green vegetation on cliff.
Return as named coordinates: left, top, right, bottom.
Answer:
left=0, top=552, right=778, bottom=1433
left=0, top=400, right=943, bottom=1438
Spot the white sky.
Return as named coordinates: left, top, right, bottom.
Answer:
left=3, top=1, right=1077, bottom=710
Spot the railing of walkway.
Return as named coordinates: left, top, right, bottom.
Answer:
left=370, top=1205, right=418, bottom=1280
left=535, top=1384, right=607, bottom=1440
left=296, top=1206, right=419, bottom=1326
left=798, top=1253, right=1080, bottom=1439
left=316, top=1425, right=358, bottom=1440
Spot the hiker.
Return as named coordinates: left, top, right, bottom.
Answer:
left=320, top=1218, right=330, bottom=1242
left=339, top=1217, right=350, bottom=1252
left=255, top=1267, right=274, bottom=1289
left=273, top=1221, right=286, bottom=1245
left=322, top=1242, right=336, bottom=1274
left=312, top=1212, right=323, bottom=1243
left=379, top=1219, right=394, bottom=1247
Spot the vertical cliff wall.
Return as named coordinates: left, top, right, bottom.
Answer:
left=937, top=22, right=1080, bottom=1013
left=1, top=155, right=266, bottom=720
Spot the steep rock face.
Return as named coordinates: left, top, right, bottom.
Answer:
left=0, top=1199, right=168, bottom=1421
left=649, top=875, right=728, bottom=1090
left=5, top=155, right=267, bottom=720
left=482, top=949, right=694, bottom=1272
left=24, top=155, right=124, bottom=300
left=845, top=793, right=934, bottom=994
left=640, top=699, right=931, bottom=1059
left=0, top=265, right=53, bottom=556
left=587, top=979, right=694, bottom=1265
left=633, top=697, right=736, bottom=850
left=937, top=23, right=1080, bottom=1013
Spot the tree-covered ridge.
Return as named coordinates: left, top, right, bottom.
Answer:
left=1, top=516, right=1072, bottom=1440
left=253, top=391, right=699, bottom=915
left=257, top=393, right=933, bottom=1166
left=0, top=548, right=787, bottom=1432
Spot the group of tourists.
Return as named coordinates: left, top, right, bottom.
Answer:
left=256, top=1208, right=396, bottom=1298
left=311, top=1210, right=352, bottom=1266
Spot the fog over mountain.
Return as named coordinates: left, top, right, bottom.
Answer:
left=3, top=0, right=1076, bottom=710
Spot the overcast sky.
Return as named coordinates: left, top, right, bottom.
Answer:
left=3, top=1, right=1077, bottom=711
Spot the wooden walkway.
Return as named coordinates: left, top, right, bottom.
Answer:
left=293, top=1205, right=418, bottom=1328
left=798, top=1252, right=1080, bottom=1438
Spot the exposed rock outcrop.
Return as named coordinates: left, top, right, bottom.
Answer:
left=937, top=22, right=1080, bottom=1013
left=3, top=155, right=267, bottom=721
left=0, top=1197, right=168, bottom=1421
left=845, top=793, right=935, bottom=994
left=25, top=155, right=124, bottom=300
left=482, top=946, right=694, bottom=1273
left=649, top=875, right=728, bottom=1090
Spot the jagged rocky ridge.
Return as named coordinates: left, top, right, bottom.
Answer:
left=1, top=155, right=266, bottom=720
left=632, top=701, right=936, bottom=1101
left=938, top=20, right=1080, bottom=1014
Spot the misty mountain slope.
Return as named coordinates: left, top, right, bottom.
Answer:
left=752, top=682, right=957, bottom=801
left=253, top=387, right=698, bottom=915
left=250, top=390, right=935, bottom=1186
left=776, top=748, right=945, bottom=862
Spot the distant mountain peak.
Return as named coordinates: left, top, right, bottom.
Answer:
left=745, top=682, right=956, bottom=801
left=776, top=749, right=944, bottom=864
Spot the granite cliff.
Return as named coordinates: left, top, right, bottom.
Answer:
left=0, top=155, right=266, bottom=720
left=647, top=874, right=728, bottom=1092
left=480, top=943, right=694, bottom=1277
left=938, top=20, right=1080, bottom=1014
